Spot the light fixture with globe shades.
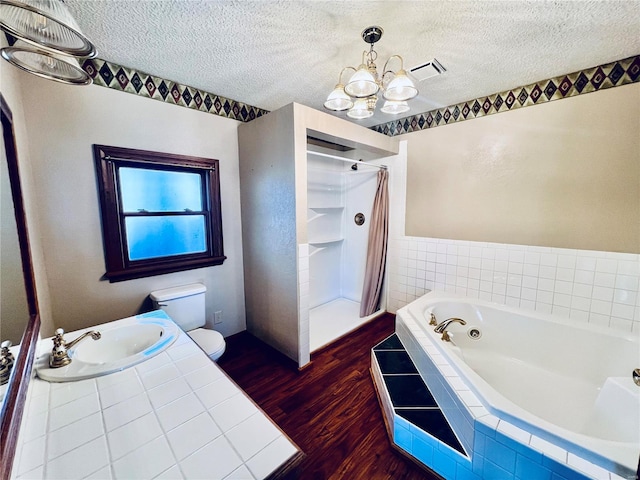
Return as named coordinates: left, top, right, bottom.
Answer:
left=324, top=26, right=418, bottom=119
left=0, top=0, right=97, bottom=85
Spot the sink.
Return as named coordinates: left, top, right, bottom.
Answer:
left=36, top=311, right=180, bottom=382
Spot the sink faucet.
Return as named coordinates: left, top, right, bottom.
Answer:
left=49, top=328, right=101, bottom=368
left=434, top=317, right=467, bottom=342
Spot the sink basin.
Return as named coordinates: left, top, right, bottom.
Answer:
left=36, top=311, right=180, bottom=382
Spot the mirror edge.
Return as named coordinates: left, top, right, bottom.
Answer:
left=0, top=93, right=41, bottom=479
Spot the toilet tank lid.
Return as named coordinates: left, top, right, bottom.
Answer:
left=150, top=283, right=206, bottom=302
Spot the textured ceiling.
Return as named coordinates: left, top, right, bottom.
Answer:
left=66, top=0, right=640, bottom=127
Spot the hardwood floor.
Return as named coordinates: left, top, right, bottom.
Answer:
left=218, top=314, right=439, bottom=480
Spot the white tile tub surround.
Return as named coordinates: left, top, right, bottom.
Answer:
left=395, top=311, right=634, bottom=480
left=11, top=319, right=300, bottom=480
left=387, top=237, right=640, bottom=333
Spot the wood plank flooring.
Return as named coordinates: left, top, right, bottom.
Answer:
left=218, top=314, right=439, bottom=480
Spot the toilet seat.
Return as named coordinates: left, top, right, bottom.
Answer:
left=188, top=328, right=226, bottom=361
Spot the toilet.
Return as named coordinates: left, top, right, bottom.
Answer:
left=150, top=283, right=226, bottom=361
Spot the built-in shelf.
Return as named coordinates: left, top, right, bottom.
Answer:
left=309, top=237, right=343, bottom=246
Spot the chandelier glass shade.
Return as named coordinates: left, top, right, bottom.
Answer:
left=1, top=43, right=91, bottom=84
left=324, top=26, right=418, bottom=119
left=0, top=0, right=96, bottom=84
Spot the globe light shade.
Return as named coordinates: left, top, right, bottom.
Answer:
left=344, top=64, right=379, bottom=98
left=347, top=98, right=373, bottom=119
left=1, top=44, right=92, bottom=85
left=324, top=84, right=353, bottom=111
left=380, top=100, right=410, bottom=115
left=383, top=69, right=418, bottom=101
left=0, top=0, right=96, bottom=57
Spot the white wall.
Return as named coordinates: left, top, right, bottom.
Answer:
left=0, top=36, right=54, bottom=340
left=17, top=72, right=246, bottom=338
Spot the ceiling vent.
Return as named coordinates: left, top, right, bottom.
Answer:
left=409, top=58, right=446, bottom=82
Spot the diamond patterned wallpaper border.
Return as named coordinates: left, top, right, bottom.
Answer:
left=82, top=58, right=269, bottom=122
left=371, top=55, right=640, bottom=137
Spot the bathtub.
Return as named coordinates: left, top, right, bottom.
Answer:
left=396, top=291, right=639, bottom=479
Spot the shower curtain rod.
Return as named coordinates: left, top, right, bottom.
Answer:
left=306, top=150, right=387, bottom=170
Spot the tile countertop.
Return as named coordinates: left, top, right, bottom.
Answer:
left=11, top=312, right=302, bottom=480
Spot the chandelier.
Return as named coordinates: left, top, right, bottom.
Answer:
left=324, top=26, right=418, bottom=119
left=0, top=0, right=97, bottom=85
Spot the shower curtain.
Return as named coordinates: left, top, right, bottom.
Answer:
left=360, top=168, right=389, bottom=317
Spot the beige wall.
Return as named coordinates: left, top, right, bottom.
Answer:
left=402, top=83, right=640, bottom=253
left=14, top=71, right=246, bottom=338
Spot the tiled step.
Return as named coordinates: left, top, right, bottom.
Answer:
left=371, top=334, right=469, bottom=477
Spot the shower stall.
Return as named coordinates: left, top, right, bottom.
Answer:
left=238, top=103, right=399, bottom=368
left=306, top=151, right=385, bottom=351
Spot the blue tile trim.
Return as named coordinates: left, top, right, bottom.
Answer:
left=371, top=54, right=640, bottom=136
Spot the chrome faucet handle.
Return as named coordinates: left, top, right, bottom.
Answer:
left=49, top=328, right=101, bottom=369
left=434, top=317, right=467, bottom=334
left=634, top=368, right=640, bottom=387
left=428, top=313, right=437, bottom=326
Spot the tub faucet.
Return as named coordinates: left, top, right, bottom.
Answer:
left=434, top=317, right=467, bottom=342
left=49, top=328, right=101, bottom=368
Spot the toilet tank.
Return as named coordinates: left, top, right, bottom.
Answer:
left=150, top=283, right=206, bottom=331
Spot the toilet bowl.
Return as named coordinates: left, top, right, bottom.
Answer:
left=149, top=283, right=226, bottom=361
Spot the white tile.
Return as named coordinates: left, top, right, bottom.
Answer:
left=98, top=375, right=144, bottom=408
left=167, top=412, right=222, bottom=460
left=222, top=466, right=254, bottom=479
left=554, top=280, right=573, bottom=295
left=576, top=256, right=597, bottom=271
left=590, top=299, right=612, bottom=316
left=173, top=352, right=213, bottom=375
left=49, top=392, right=101, bottom=432
left=618, top=260, right=640, bottom=275
left=15, top=465, right=44, bottom=480
left=112, top=437, right=175, bottom=480
left=536, top=290, right=553, bottom=304
left=96, top=368, right=138, bottom=391
left=135, top=352, right=171, bottom=375
left=458, top=391, right=482, bottom=408
left=596, top=258, right=617, bottom=274
left=615, top=274, right=639, bottom=291
left=570, top=309, right=589, bottom=322
left=16, top=436, right=46, bottom=476
left=210, top=393, right=259, bottom=432
left=195, top=376, right=239, bottom=409
left=108, top=412, right=163, bottom=460
left=225, top=413, right=281, bottom=461
left=497, top=420, right=530, bottom=444
left=47, top=412, right=104, bottom=460
left=156, top=392, right=205, bottom=432
left=49, top=379, right=97, bottom=409
left=179, top=436, right=242, bottom=479
left=148, top=377, right=191, bottom=409
left=154, top=465, right=184, bottom=479
left=167, top=341, right=202, bottom=362
left=46, top=436, right=109, bottom=480
left=572, top=283, right=592, bottom=298
left=614, top=288, right=638, bottom=306
left=573, top=269, right=594, bottom=285
left=84, top=466, right=112, bottom=479
left=530, top=436, right=566, bottom=462
left=593, top=272, right=615, bottom=288
left=567, top=453, right=610, bottom=480
left=537, top=278, right=554, bottom=292
left=20, top=411, right=47, bottom=443
left=611, top=303, right=635, bottom=320
left=139, top=363, right=181, bottom=390
left=103, top=393, right=152, bottom=432
left=553, top=293, right=571, bottom=308
left=246, top=436, right=297, bottom=479
left=183, top=362, right=225, bottom=390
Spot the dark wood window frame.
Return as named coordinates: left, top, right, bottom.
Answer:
left=94, top=145, right=226, bottom=282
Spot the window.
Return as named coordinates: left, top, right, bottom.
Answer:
left=94, top=145, right=225, bottom=282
